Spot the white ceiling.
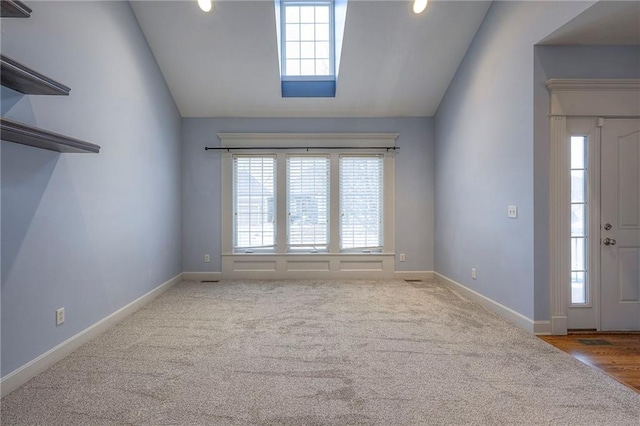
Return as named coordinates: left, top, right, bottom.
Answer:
left=131, top=1, right=640, bottom=118
left=130, top=0, right=492, bottom=118
left=540, top=1, right=640, bottom=45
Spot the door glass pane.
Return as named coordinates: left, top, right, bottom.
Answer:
left=571, top=136, right=585, bottom=169
left=570, top=135, right=588, bottom=305
left=571, top=272, right=586, bottom=304
left=571, top=204, right=585, bottom=237
left=571, top=170, right=585, bottom=203
left=571, top=238, right=585, bottom=270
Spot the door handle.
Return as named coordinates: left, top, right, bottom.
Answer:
left=603, top=238, right=617, bottom=246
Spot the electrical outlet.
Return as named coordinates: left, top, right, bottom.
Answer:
left=471, top=268, right=477, bottom=280
left=399, top=253, right=406, bottom=262
left=204, top=254, right=210, bottom=263
left=56, top=308, right=65, bottom=326
left=507, top=205, right=518, bottom=218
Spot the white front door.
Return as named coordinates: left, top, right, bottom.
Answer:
left=600, top=119, right=640, bottom=331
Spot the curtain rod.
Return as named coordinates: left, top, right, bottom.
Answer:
left=205, top=146, right=398, bottom=152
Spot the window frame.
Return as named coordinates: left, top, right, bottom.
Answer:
left=569, top=135, right=589, bottom=306
left=339, top=154, right=384, bottom=253
left=286, top=154, right=331, bottom=253
left=280, top=0, right=335, bottom=80
left=232, top=155, right=277, bottom=253
left=220, top=134, right=396, bottom=260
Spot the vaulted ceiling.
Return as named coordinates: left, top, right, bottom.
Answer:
left=131, top=1, right=640, bottom=118
left=130, top=0, right=492, bottom=117
left=540, top=0, right=640, bottom=45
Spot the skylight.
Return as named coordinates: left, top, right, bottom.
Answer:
left=282, top=1, right=333, bottom=78
left=275, top=0, right=347, bottom=98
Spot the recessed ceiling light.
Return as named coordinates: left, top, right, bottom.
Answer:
left=198, top=0, right=212, bottom=13
left=413, top=0, right=428, bottom=14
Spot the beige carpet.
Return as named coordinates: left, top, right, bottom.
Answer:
left=2, top=279, right=639, bottom=425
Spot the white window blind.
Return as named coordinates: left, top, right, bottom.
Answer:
left=233, top=156, right=276, bottom=251
left=340, top=156, right=383, bottom=251
left=287, top=156, right=329, bottom=251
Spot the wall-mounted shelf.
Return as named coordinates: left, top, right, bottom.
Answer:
left=1, top=55, right=70, bottom=95
left=1, top=0, right=31, bottom=18
left=1, top=117, right=100, bottom=153
left=0, top=1, right=100, bottom=155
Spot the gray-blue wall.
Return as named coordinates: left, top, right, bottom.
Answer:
left=533, top=45, right=640, bottom=320
left=434, top=1, right=594, bottom=321
left=1, top=1, right=182, bottom=377
left=182, top=117, right=435, bottom=274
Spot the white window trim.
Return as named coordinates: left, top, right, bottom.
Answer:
left=220, top=133, right=397, bottom=279
left=546, top=79, right=640, bottom=335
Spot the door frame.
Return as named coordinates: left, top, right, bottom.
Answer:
left=547, top=79, right=640, bottom=335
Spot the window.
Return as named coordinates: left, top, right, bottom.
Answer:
left=281, top=1, right=333, bottom=78
left=570, top=136, right=588, bottom=304
left=223, top=136, right=395, bottom=258
left=287, top=156, right=330, bottom=251
left=340, top=156, right=383, bottom=251
left=277, top=0, right=338, bottom=97
left=233, top=156, right=276, bottom=252
left=234, top=154, right=381, bottom=253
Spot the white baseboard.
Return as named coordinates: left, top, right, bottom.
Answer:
left=0, top=273, right=183, bottom=398
left=551, top=315, right=568, bottom=335
left=533, top=321, right=551, bottom=335
left=394, top=271, right=434, bottom=281
left=434, top=272, right=537, bottom=334
left=182, top=271, right=222, bottom=282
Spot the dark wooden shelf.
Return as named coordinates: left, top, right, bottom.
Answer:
left=1, top=55, right=70, bottom=95
left=0, top=2, right=98, bottom=155
left=1, top=0, right=31, bottom=18
left=1, top=117, right=100, bottom=153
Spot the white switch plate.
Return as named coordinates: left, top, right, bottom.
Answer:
left=204, top=254, right=210, bottom=263
left=507, top=205, right=518, bottom=218
left=399, top=253, right=405, bottom=262
left=56, top=308, right=65, bottom=326
left=471, top=268, right=477, bottom=280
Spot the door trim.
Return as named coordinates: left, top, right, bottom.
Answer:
left=547, top=79, right=640, bottom=335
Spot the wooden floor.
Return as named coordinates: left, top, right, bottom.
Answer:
left=540, top=333, right=640, bottom=393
